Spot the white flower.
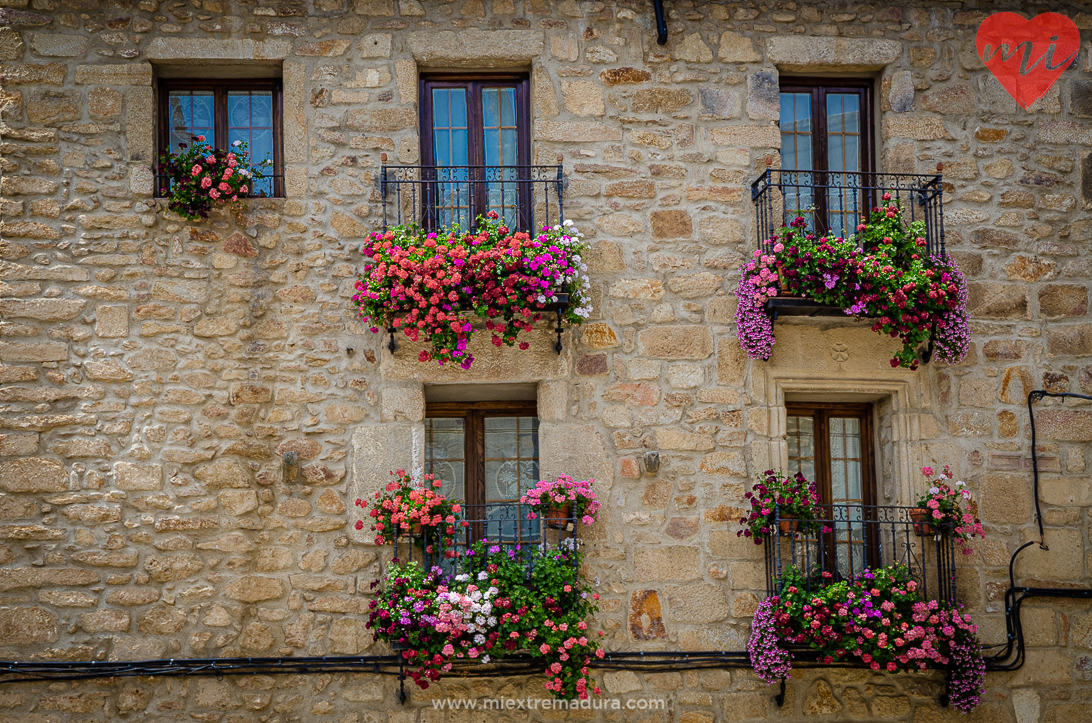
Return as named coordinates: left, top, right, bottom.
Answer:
left=455, top=574, right=470, bottom=582
left=474, top=634, right=486, bottom=645
left=477, top=571, right=488, bottom=580
left=928, top=486, right=940, bottom=495
left=955, top=480, right=965, bottom=487
left=232, top=140, right=242, bottom=147
left=563, top=219, right=573, bottom=227
left=481, top=655, right=490, bottom=664
left=487, top=616, right=497, bottom=626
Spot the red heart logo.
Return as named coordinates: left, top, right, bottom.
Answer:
left=976, top=12, right=1080, bottom=110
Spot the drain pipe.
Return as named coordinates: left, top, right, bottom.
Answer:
left=652, top=0, right=668, bottom=45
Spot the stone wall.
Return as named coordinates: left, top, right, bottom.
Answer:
left=1, top=1, right=1092, bottom=720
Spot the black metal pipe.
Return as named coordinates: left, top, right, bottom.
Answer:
left=652, top=0, right=668, bottom=45
left=980, top=391, right=1092, bottom=669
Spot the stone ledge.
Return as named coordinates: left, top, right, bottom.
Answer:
left=766, top=36, right=901, bottom=72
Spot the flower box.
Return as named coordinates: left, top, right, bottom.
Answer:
left=749, top=564, right=985, bottom=713
left=353, top=215, right=590, bottom=369
left=736, top=197, right=969, bottom=370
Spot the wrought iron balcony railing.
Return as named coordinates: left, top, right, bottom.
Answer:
left=751, top=169, right=945, bottom=257
left=388, top=502, right=579, bottom=581
left=764, top=503, right=958, bottom=606
left=380, top=165, right=564, bottom=233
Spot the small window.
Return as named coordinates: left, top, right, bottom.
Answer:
left=778, top=79, right=873, bottom=238
left=425, top=400, right=539, bottom=544
left=420, top=75, right=531, bottom=230
left=785, top=402, right=877, bottom=577
left=157, top=79, right=284, bottom=197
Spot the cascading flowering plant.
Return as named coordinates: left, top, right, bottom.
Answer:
left=353, top=213, right=591, bottom=369
left=355, top=470, right=467, bottom=555
left=749, top=564, right=985, bottom=713
left=366, top=538, right=603, bottom=699
left=737, top=470, right=829, bottom=545
left=157, top=137, right=270, bottom=220
left=735, top=196, right=969, bottom=369
left=915, top=466, right=985, bottom=555
left=520, top=474, right=601, bottom=526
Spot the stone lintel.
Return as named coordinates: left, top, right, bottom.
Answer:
left=146, top=38, right=292, bottom=65
left=766, top=36, right=901, bottom=72
left=407, top=30, right=545, bottom=68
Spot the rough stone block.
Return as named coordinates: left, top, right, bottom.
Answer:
left=95, top=305, right=129, bottom=338
left=634, top=547, right=701, bottom=581
left=534, top=120, right=621, bottom=142
left=638, top=326, right=713, bottom=359
left=26, top=89, right=80, bottom=124
left=29, top=33, right=88, bottom=57
left=0, top=607, right=58, bottom=644
left=718, top=32, right=761, bottom=62
left=561, top=79, right=604, bottom=116
left=650, top=210, right=693, bottom=239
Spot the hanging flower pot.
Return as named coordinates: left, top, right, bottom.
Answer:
left=778, top=518, right=799, bottom=535
left=546, top=503, right=572, bottom=529
left=909, top=508, right=935, bottom=537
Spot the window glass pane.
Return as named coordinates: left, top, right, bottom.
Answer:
left=500, top=88, right=516, bottom=126
left=786, top=415, right=816, bottom=483
left=426, top=417, right=466, bottom=501
left=828, top=416, right=863, bottom=503
left=483, top=88, right=499, bottom=128
left=431, top=88, right=470, bottom=229
left=484, top=416, right=539, bottom=503
left=481, top=87, right=520, bottom=227
left=431, top=88, right=469, bottom=166
left=779, top=92, right=812, bottom=168
left=825, top=93, right=860, bottom=173
left=167, top=91, right=215, bottom=151
left=227, top=90, right=275, bottom=196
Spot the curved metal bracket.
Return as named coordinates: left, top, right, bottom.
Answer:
left=387, top=327, right=397, bottom=354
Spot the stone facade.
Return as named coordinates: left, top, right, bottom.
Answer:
left=1, top=1, right=1092, bottom=721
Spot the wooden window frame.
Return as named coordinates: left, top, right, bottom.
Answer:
left=425, top=400, right=539, bottom=514
left=778, top=78, right=874, bottom=233
left=419, top=74, right=532, bottom=227
left=786, top=401, right=878, bottom=571
left=156, top=78, right=285, bottom=198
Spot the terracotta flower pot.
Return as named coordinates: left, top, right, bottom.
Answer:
left=546, top=503, right=572, bottom=529
left=778, top=519, right=798, bottom=535
left=910, top=508, right=935, bottom=536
